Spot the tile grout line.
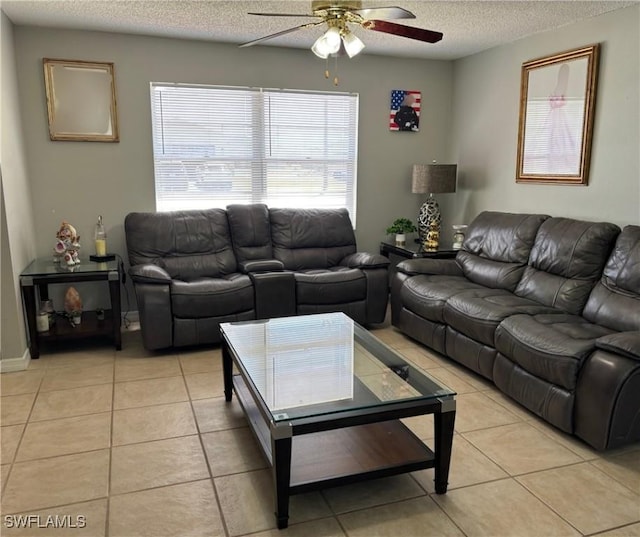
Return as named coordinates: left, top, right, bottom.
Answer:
left=515, top=471, right=589, bottom=536
left=179, top=355, right=235, bottom=537
left=105, top=365, right=116, bottom=537
left=2, top=371, right=45, bottom=491
left=584, top=458, right=640, bottom=497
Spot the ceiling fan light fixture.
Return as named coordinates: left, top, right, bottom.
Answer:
left=324, top=26, right=342, bottom=50
left=312, top=26, right=342, bottom=58
left=342, top=30, right=365, bottom=57
left=311, top=35, right=330, bottom=58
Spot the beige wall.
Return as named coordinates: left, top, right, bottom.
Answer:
left=13, top=27, right=453, bottom=260
left=446, top=4, right=640, bottom=228
left=1, top=12, right=36, bottom=363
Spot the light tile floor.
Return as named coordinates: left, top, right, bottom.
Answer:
left=1, top=321, right=639, bottom=537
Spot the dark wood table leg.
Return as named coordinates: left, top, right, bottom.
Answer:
left=222, top=342, right=233, bottom=402
left=21, top=283, right=40, bottom=359
left=271, top=434, right=292, bottom=529
left=434, top=399, right=456, bottom=494
left=108, top=277, right=122, bottom=351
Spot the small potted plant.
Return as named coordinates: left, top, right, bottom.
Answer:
left=69, top=310, right=82, bottom=326
left=386, top=218, right=417, bottom=245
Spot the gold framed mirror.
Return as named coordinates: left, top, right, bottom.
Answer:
left=43, top=58, right=119, bottom=142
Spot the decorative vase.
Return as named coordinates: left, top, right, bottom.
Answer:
left=452, top=225, right=468, bottom=250
left=418, top=194, right=441, bottom=243
left=64, top=286, right=82, bottom=315
left=395, top=233, right=406, bottom=246
left=71, top=312, right=82, bottom=326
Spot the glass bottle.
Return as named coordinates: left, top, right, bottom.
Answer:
left=94, top=215, right=107, bottom=257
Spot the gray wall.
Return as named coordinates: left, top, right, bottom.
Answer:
left=13, top=27, right=453, bottom=261
left=2, top=6, right=638, bottom=363
left=446, top=4, right=640, bottom=228
left=1, top=12, right=36, bottom=363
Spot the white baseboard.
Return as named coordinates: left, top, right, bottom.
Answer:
left=0, top=348, right=31, bottom=373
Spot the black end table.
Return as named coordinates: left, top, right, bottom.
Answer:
left=20, top=258, right=122, bottom=358
left=380, top=241, right=459, bottom=260
left=380, top=241, right=459, bottom=284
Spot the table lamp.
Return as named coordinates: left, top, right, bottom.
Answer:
left=412, top=163, right=457, bottom=248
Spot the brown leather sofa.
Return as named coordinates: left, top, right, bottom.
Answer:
left=391, top=211, right=640, bottom=450
left=124, top=204, right=389, bottom=351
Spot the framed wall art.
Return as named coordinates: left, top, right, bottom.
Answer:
left=516, top=44, right=599, bottom=185
left=43, top=58, right=119, bottom=142
left=390, top=89, right=421, bottom=132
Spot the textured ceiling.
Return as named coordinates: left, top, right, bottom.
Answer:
left=2, top=0, right=637, bottom=60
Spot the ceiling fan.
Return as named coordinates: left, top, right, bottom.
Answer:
left=239, top=1, right=443, bottom=59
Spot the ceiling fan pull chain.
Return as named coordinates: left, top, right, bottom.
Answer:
left=324, top=57, right=330, bottom=79
left=334, top=54, right=339, bottom=86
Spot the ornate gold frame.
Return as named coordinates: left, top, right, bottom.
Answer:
left=43, top=58, right=119, bottom=142
left=516, top=45, right=599, bottom=185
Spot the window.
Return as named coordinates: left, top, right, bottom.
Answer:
left=150, top=83, right=359, bottom=223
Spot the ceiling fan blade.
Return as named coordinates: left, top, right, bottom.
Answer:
left=362, top=20, right=443, bottom=43
left=248, top=12, right=319, bottom=17
left=239, top=22, right=324, bottom=48
left=353, top=6, right=415, bottom=20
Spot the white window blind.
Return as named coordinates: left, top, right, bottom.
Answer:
left=150, top=83, right=359, bottom=223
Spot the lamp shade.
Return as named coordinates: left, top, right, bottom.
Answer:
left=412, top=164, right=457, bottom=194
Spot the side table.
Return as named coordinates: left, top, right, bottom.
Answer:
left=380, top=241, right=458, bottom=284
left=20, top=258, right=122, bottom=359
left=380, top=241, right=459, bottom=260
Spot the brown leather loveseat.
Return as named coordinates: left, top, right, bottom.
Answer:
left=391, top=211, right=640, bottom=450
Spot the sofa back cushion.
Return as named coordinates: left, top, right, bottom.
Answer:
left=124, top=210, right=237, bottom=280
left=457, top=211, right=549, bottom=292
left=270, top=208, right=356, bottom=270
left=583, top=225, right=640, bottom=331
left=226, top=203, right=273, bottom=263
left=515, top=218, right=620, bottom=314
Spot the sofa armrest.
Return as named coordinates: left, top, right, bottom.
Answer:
left=238, top=259, right=285, bottom=273
left=341, top=252, right=390, bottom=269
left=396, top=258, right=463, bottom=277
left=129, top=264, right=172, bottom=284
left=596, top=332, right=640, bottom=361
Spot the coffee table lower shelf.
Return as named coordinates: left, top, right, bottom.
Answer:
left=233, top=375, right=436, bottom=522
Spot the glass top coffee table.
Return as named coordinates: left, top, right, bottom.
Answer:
left=221, top=312, right=456, bottom=529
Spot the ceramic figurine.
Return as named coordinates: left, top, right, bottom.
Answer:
left=424, top=221, right=440, bottom=250
left=53, top=221, right=81, bottom=265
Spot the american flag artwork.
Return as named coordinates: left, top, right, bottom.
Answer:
left=390, top=90, right=421, bottom=132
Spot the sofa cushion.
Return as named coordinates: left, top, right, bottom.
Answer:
left=125, top=209, right=237, bottom=280
left=494, top=313, right=614, bottom=390
left=270, top=208, right=356, bottom=269
left=457, top=211, right=548, bottom=292
left=583, top=225, right=640, bottom=331
left=226, top=204, right=274, bottom=263
left=401, top=275, right=484, bottom=323
left=514, top=218, right=620, bottom=314
left=295, top=268, right=366, bottom=305
left=443, top=288, right=556, bottom=347
left=171, top=274, right=254, bottom=318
